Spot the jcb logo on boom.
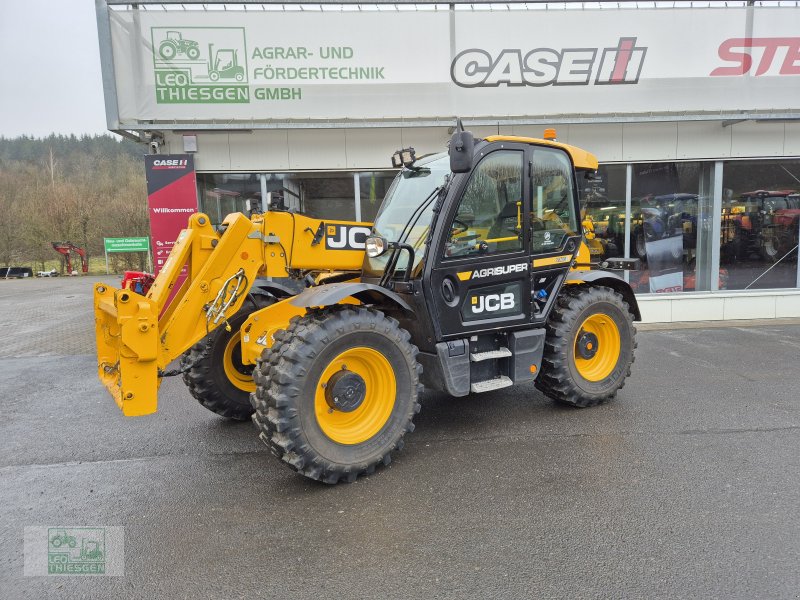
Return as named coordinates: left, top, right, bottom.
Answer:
left=325, top=225, right=372, bottom=250
left=471, top=293, right=516, bottom=314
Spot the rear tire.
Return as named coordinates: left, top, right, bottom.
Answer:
left=536, top=285, right=636, bottom=408
left=181, top=293, right=275, bottom=420
left=251, top=306, right=422, bottom=484
left=159, top=42, right=176, bottom=60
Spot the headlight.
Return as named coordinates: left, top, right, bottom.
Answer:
left=365, top=236, right=388, bottom=258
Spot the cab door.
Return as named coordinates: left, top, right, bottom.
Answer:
left=429, top=144, right=532, bottom=339
left=527, top=145, right=584, bottom=323
left=428, top=143, right=584, bottom=339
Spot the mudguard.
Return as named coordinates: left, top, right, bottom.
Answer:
left=566, top=270, right=641, bottom=321
left=289, top=282, right=413, bottom=312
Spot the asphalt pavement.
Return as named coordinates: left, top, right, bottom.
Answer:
left=1, top=276, right=799, bottom=599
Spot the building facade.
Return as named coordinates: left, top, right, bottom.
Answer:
left=97, top=0, right=800, bottom=322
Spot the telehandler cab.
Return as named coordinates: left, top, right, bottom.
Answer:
left=95, top=125, right=640, bottom=483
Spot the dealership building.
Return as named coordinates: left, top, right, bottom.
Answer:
left=97, top=0, right=800, bottom=322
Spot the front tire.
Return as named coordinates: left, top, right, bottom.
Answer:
left=536, top=285, right=636, bottom=408
left=181, top=293, right=275, bottom=420
left=251, top=306, right=422, bottom=484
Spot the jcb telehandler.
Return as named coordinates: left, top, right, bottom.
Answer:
left=95, top=125, right=640, bottom=484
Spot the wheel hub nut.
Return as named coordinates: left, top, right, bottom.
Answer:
left=325, top=370, right=367, bottom=413
left=576, top=330, right=599, bottom=360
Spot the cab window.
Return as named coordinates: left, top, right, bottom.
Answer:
left=444, top=150, right=524, bottom=258
left=531, top=147, right=578, bottom=253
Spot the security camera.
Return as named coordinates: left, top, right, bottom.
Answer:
left=148, top=133, right=165, bottom=155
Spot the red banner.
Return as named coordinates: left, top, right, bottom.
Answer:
left=144, top=155, right=198, bottom=275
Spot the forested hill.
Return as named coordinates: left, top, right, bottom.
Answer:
left=0, top=135, right=149, bottom=271
left=0, top=134, right=142, bottom=168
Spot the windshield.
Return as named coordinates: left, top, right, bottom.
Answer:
left=365, top=153, right=450, bottom=275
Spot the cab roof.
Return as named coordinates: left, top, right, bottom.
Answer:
left=483, top=135, right=599, bottom=171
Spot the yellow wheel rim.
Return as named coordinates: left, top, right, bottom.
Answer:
left=315, top=347, right=396, bottom=445
left=223, top=331, right=256, bottom=393
left=573, top=313, right=621, bottom=382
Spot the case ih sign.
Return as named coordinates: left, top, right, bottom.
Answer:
left=144, top=154, right=197, bottom=276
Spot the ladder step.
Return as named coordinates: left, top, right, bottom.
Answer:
left=470, top=376, right=513, bottom=394
left=469, top=348, right=512, bottom=362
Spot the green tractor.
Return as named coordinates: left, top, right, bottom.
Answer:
left=159, top=31, right=201, bottom=61
left=49, top=529, right=77, bottom=548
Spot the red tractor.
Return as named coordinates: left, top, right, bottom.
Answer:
left=722, top=191, right=800, bottom=262
left=51, top=241, right=88, bottom=275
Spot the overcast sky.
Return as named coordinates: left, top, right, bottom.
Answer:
left=0, top=1, right=109, bottom=138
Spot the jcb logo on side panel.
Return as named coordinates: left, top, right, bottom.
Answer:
left=325, top=225, right=371, bottom=250
left=471, top=293, right=515, bottom=314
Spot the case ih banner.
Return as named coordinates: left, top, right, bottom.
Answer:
left=144, top=155, right=198, bottom=275
left=107, top=7, right=800, bottom=124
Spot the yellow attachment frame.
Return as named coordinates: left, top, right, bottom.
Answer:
left=94, top=210, right=369, bottom=416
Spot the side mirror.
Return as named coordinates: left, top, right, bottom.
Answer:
left=449, top=129, right=474, bottom=173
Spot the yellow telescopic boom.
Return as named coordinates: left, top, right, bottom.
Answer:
left=94, top=211, right=370, bottom=416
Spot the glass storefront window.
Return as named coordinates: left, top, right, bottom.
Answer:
left=197, top=173, right=261, bottom=225
left=581, top=164, right=626, bottom=264
left=293, top=173, right=355, bottom=221
left=720, top=159, right=800, bottom=290
left=197, top=158, right=800, bottom=296
left=629, top=162, right=715, bottom=294
left=358, top=172, right=396, bottom=223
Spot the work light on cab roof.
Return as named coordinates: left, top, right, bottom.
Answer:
left=391, top=147, right=416, bottom=168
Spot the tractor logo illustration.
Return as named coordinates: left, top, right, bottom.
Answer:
left=158, top=31, right=201, bottom=61
left=49, top=529, right=77, bottom=549
left=152, top=27, right=248, bottom=84
left=47, top=527, right=106, bottom=574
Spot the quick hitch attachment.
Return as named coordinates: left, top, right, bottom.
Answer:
left=205, top=268, right=248, bottom=330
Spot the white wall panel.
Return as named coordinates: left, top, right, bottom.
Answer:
left=784, top=123, right=800, bottom=156
left=623, top=123, right=677, bottom=161
left=344, top=128, right=402, bottom=170
left=670, top=297, right=724, bottom=322
left=776, top=295, right=800, bottom=318
left=287, top=129, right=347, bottom=170
left=677, top=122, right=732, bottom=160
left=510, top=124, right=569, bottom=141
left=730, top=122, right=785, bottom=158
left=637, top=298, right=672, bottom=323
left=191, top=134, right=230, bottom=171
left=400, top=127, right=449, bottom=157
left=566, top=124, right=624, bottom=162
left=469, top=125, right=503, bottom=139
left=229, top=131, right=290, bottom=171
left=723, top=295, right=776, bottom=320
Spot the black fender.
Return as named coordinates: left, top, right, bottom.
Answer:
left=251, top=277, right=303, bottom=299
left=566, top=270, right=641, bottom=321
left=289, top=282, right=413, bottom=312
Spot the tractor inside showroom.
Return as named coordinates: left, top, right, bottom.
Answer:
left=95, top=124, right=640, bottom=483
